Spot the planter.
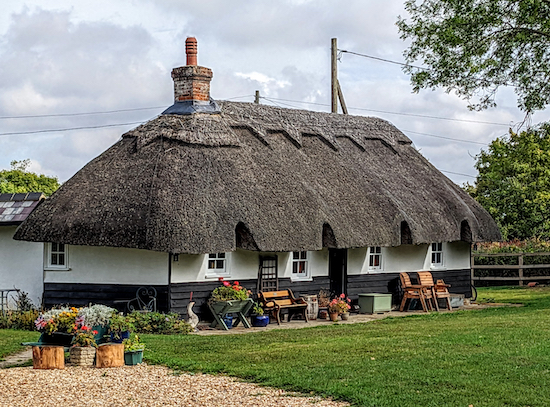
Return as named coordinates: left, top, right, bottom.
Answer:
left=92, top=325, right=109, bottom=344
left=341, top=312, right=350, bottom=321
left=96, top=343, right=124, bottom=368
left=251, top=315, right=270, bottom=327
left=329, top=312, right=339, bottom=322
left=41, top=332, right=74, bottom=346
left=69, top=346, right=96, bottom=367
left=208, top=298, right=254, bottom=330
left=110, top=330, right=130, bottom=343
left=124, top=350, right=144, bottom=366
left=318, top=309, right=328, bottom=320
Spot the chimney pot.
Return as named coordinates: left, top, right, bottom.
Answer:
left=186, top=37, right=198, bottom=66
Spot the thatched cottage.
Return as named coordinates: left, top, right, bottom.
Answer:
left=14, top=38, right=500, bottom=316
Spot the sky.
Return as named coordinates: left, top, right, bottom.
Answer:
left=1, top=0, right=549, bottom=186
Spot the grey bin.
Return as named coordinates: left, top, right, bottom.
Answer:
left=358, top=293, right=392, bottom=314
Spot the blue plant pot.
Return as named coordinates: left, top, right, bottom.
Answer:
left=223, top=316, right=233, bottom=329
left=110, top=330, right=130, bottom=343
left=251, top=315, right=270, bottom=327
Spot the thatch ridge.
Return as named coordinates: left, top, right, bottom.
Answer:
left=14, top=101, right=500, bottom=252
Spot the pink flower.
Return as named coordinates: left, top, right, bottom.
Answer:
left=223, top=281, right=230, bottom=287
left=340, top=293, right=346, bottom=298
left=233, top=281, right=240, bottom=286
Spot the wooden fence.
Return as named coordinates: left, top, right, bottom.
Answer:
left=471, top=252, right=550, bottom=286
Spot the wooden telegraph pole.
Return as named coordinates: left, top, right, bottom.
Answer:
left=331, top=38, right=348, bottom=114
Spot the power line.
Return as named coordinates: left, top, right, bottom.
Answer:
left=0, top=121, right=145, bottom=137
left=0, top=107, right=165, bottom=120
left=402, top=129, right=489, bottom=146
left=262, top=96, right=511, bottom=127
left=339, top=49, right=430, bottom=71
left=439, top=169, right=476, bottom=179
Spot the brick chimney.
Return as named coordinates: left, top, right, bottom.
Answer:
left=171, top=37, right=213, bottom=102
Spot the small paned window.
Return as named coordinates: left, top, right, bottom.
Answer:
left=292, top=251, right=309, bottom=280
left=368, top=246, right=382, bottom=270
left=431, top=243, right=443, bottom=266
left=46, top=242, right=68, bottom=269
left=208, top=253, right=226, bottom=272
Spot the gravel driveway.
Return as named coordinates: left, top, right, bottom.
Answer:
left=0, top=364, right=350, bottom=407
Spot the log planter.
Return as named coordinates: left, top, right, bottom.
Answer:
left=32, top=345, right=65, bottom=369
left=96, top=343, right=124, bottom=368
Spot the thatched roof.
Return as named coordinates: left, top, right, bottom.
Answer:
left=14, top=101, right=500, bottom=253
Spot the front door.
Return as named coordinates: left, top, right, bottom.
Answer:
left=329, top=248, right=347, bottom=296
left=257, top=256, right=278, bottom=292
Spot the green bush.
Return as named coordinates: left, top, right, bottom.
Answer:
left=0, top=309, right=39, bottom=331
left=127, top=311, right=192, bottom=335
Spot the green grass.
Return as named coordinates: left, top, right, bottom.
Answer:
left=0, top=329, right=39, bottom=360
left=2, top=287, right=550, bottom=406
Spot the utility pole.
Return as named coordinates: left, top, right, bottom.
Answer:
left=331, top=38, right=348, bottom=114
left=254, top=90, right=260, bottom=104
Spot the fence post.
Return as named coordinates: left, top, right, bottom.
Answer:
left=518, top=254, right=524, bottom=286
left=471, top=250, right=475, bottom=289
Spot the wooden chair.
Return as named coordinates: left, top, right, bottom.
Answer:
left=399, top=272, right=434, bottom=312
left=417, top=271, right=452, bottom=311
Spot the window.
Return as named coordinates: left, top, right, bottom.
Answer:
left=206, top=253, right=228, bottom=277
left=431, top=243, right=443, bottom=267
left=46, top=242, right=68, bottom=270
left=292, top=251, right=309, bottom=280
left=368, top=246, right=382, bottom=270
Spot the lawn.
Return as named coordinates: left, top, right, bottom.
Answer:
left=1, top=287, right=549, bottom=406
left=0, top=330, right=39, bottom=361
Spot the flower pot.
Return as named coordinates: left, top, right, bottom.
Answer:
left=69, top=346, right=96, bottom=367
left=110, top=330, right=130, bottom=343
left=223, top=315, right=233, bottom=329
left=341, top=312, right=350, bottom=321
left=318, top=309, right=328, bottom=320
left=329, top=312, right=339, bottom=322
left=92, top=325, right=109, bottom=344
left=251, top=315, right=270, bottom=327
left=124, top=350, right=143, bottom=366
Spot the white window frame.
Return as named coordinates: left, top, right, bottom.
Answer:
left=291, top=251, right=311, bottom=281
left=205, top=252, right=230, bottom=278
left=430, top=242, right=444, bottom=269
left=368, top=246, right=383, bottom=271
left=44, top=242, right=69, bottom=271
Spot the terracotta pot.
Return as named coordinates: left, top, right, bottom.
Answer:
left=329, top=312, right=339, bottom=322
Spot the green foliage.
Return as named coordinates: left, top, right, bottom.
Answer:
left=108, top=313, right=135, bottom=338
left=0, top=329, right=40, bottom=360
left=72, top=327, right=98, bottom=348
left=126, top=311, right=192, bottom=335
left=467, top=124, right=550, bottom=240
left=209, top=280, right=251, bottom=303
left=398, top=0, right=550, bottom=113
left=0, top=159, right=60, bottom=196
left=141, top=287, right=550, bottom=406
left=0, top=310, right=39, bottom=331
left=252, top=302, right=264, bottom=316
left=123, top=333, right=145, bottom=352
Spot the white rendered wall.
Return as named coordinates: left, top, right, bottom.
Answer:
left=44, top=244, right=168, bottom=285
left=171, top=248, right=329, bottom=283
left=349, top=242, right=471, bottom=275
left=0, top=226, right=43, bottom=307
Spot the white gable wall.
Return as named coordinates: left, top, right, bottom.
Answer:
left=0, top=226, right=43, bottom=307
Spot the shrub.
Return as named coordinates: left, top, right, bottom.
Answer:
left=127, top=311, right=192, bottom=335
left=0, top=309, right=39, bottom=330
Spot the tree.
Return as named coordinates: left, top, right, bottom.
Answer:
left=0, top=159, right=60, bottom=196
left=397, top=0, right=550, bottom=113
left=465, top=123, right=550, bottom=240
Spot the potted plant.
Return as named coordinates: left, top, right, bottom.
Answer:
left=34, top=306, right=79, bottom=345
left=78, top=304, right=115, bottom=343
left=328, top=294, right=351, bottom=321
left=109, top=313, right=134, bottom=342
left=208, top=278, right=254, bottom=330
left=318, top=289, right=330, bottom=320
left=69, top=324, right=98, bottom=367
left=250, top=302, right=269, bottom=327
left=122, top=333, right=145, bottom=365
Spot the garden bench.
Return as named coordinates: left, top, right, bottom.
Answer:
left=21, top=332, right=72, bottom=351
left=258, top=289, right=308, bottom=325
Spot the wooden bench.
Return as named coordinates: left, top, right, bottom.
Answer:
left=259, top=289, right=308, bottom=325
